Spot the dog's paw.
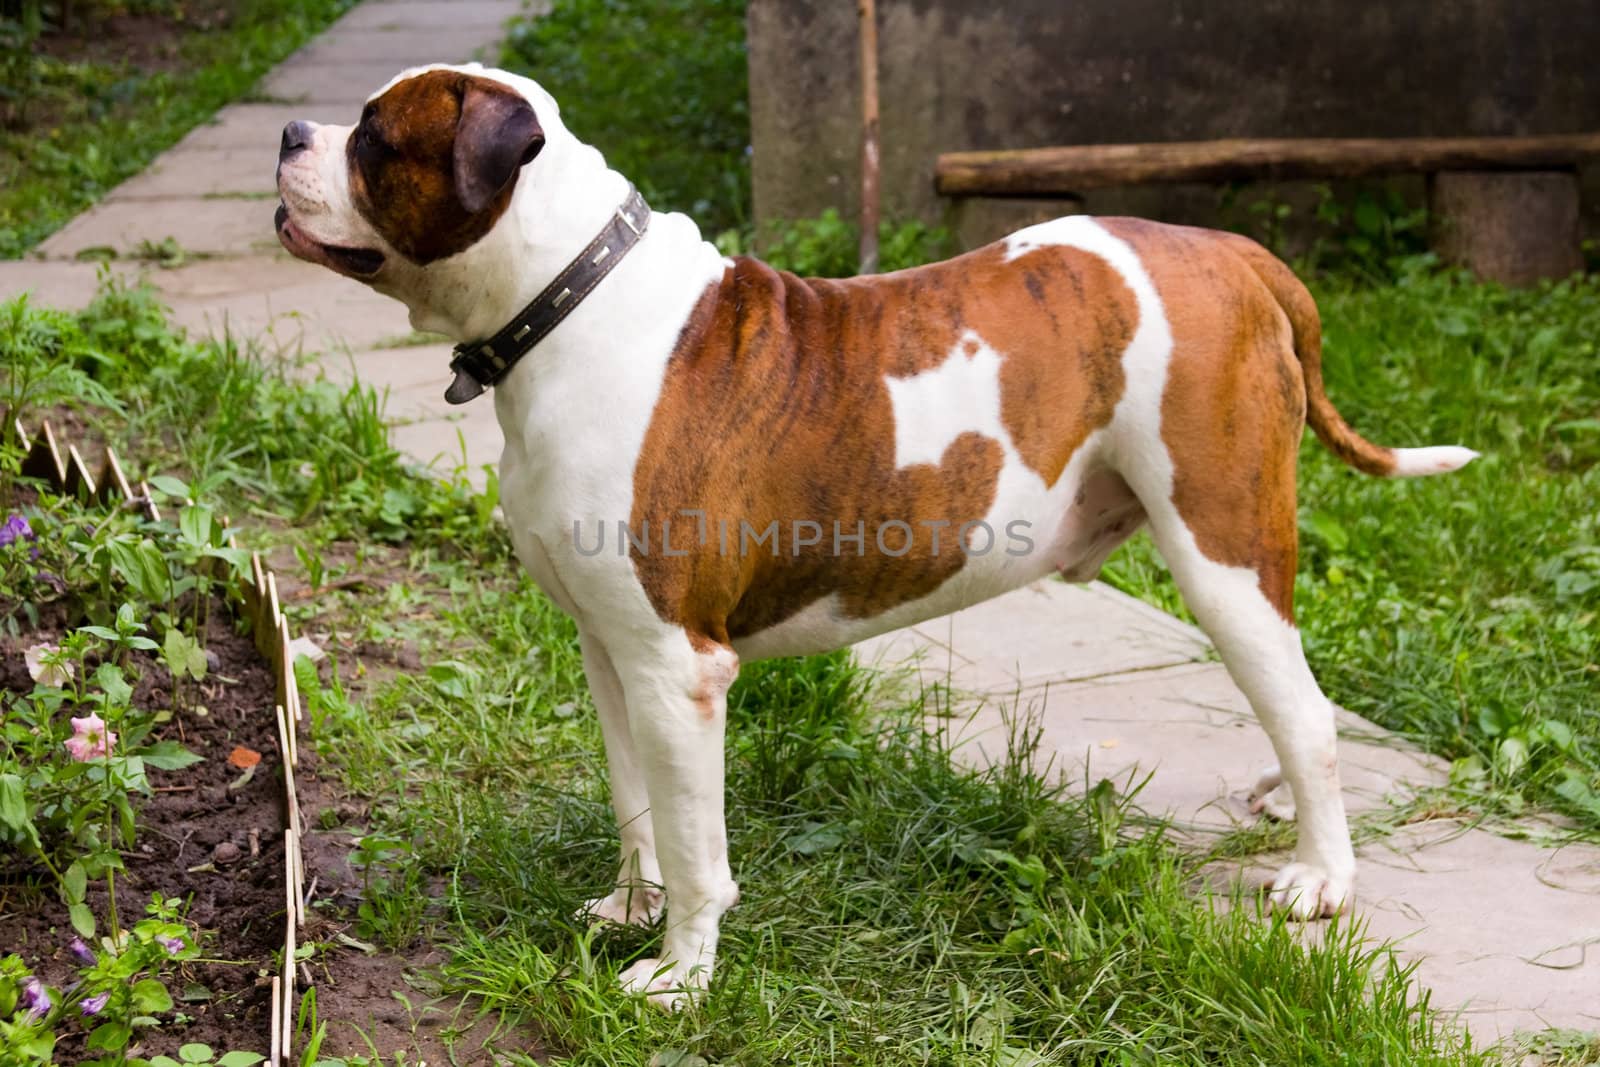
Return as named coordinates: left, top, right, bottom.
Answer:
left=580, top=885, right=663, bottom=928
left=1267, top=861, right=1351, bottom=920
left=618, top=957, right=707, bottom=1012
left=1247, top=765, right=1297, bottom=821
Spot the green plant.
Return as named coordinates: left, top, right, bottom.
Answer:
left=148, top=1044, right=265, bottom=1067
left=2, top=609, right=202, bottom=937
left=743, top=209, right=956, bottom=277
left=0, top=896, right=208, bottom=1067
left=501, top=0, right=750, bottom=234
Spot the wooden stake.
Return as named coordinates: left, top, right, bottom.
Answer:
left=281, top=616, right=304, bottom=729
left=281, top=856, right=295, bottom=1065
left=97, top=447, right=135, bottom=505
left=65, top=445, right=97, bottom=500
left=244, top=551, right=265, bottom=625
left=21, top=421, right=65, bottom=486
left=261, top=571, right=282, bottom=663
left=857, top=0, right=880, bottom=275
left=269, top=975, right=282, bottom=1067
left=3, top=413, right=26, bottom=452
left=138, top=480, right=161, bottom=523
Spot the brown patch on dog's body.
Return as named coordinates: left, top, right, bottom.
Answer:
left=1101, top=219, right=1308, bottom=621
left=628, top=244, right=1136, bottom=645
left=348, top=70, right=530, bottom=264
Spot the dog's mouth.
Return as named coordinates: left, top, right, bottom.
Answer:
left=275, top=203, right=385, bottom=277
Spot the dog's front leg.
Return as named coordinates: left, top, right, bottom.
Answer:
left=578, top=631, right=664, bottom=926
left=613, top=634, right=741, bottom=1010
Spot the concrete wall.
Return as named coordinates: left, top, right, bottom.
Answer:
left=747, top=0, right=1600, bottom=249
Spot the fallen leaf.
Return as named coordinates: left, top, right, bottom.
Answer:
left=227, top=745, right=261, bottom=769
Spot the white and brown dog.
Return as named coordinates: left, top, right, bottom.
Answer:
left=275, top=63, right=1476, bottom=1008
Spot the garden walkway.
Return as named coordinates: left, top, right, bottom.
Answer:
left=2, top=0, right=1596, bottom=1047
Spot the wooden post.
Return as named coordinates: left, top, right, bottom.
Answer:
left=1428, top=170, right=1583, bottom=286
left=858, top=0, right=880, bottom=275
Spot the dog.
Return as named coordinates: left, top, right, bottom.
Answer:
left=274, top=63, right=1477, bottom=1008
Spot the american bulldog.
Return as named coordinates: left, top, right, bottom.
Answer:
left=274, top=63, right=1477, bottom=1008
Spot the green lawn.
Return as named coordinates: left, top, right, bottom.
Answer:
left=0, top=0, right=357, bottom=257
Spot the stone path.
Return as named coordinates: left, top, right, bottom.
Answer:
left=3, top=1, right=1597, bottom=1049
left=0, top=0, right=527, bottom=485
left=857, top=582, right=1600, bottom=1045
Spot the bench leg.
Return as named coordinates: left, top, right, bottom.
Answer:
left=1428, top=169, right=1582, bottom=286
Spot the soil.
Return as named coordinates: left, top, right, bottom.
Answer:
left=7, top=0, right=245, bottom=135
left=3, top=506, right=542, bottom=1062
left=0, top=601, right=287, bottom=1062
left=285, top=672, right=546, bottom=1065
left=33, top=1, right=240, bottom=74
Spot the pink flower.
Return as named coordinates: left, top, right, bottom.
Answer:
left=63, top=714, right=116, bottom=762
left=24, top=642, right=73, bottom=688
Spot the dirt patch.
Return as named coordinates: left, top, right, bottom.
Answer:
left=289, top=739, right=546, bottom=1064
left=0, top=604, right=285, bottom=1062
left=33, top=1, right=241, bottom=74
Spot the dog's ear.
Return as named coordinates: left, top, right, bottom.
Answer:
left=453, top=81, right=545, bottom=215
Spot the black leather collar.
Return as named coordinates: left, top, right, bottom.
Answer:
left=444, top=184, right=650, bottom=404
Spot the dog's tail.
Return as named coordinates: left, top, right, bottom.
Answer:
left=1228, top=237, right=1478, bottom=478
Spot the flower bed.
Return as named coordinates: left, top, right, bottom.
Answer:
left=2, top=423, right=307, bottom=1067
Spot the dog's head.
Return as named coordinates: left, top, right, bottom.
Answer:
left=274, top=64, right=546, bottom=294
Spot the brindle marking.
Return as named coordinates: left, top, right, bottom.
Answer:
left=628, top=244, right=1136, bottom=645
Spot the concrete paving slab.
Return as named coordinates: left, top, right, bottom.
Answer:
left=0, top=260, right=136, bottom=308
left=1217, top=825, right=1600, bottom=1043
left=36, top=197, right=278, bottom=260
left=388, top=414, right=503, bottom=489
left=263, top=56, right=474, bottom=104
left=277, top=27, right=508, bottom=69
left=854, top=578, right=1210, bottom=695
left=106, top=148, right=277, bottom=201
left=335, top=0, right=529, bottom=33
left=855, top=578, right=1594, bottom=1046
left=170, top=105, right=315, bottom=151
left=922, top=659, right=1446, bottom=830
left=159, top=265, right=410, bottom=353
left=312, top=343, right=456, bottom=394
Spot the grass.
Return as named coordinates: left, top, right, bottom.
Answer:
left=3, top=281, right=1497, bottom=1063
left=298, top=570, right=1481, bottom=1065
left=0, top=0, right=358, bottom=257
left=501, top=0, right=750, bottom=238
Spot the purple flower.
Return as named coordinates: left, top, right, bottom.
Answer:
left=0, top=513, right=33, bottom=548
left=156, top=935, right=185, bottom=955
left=18, top=976, right=51, bottom=1021
left=68, top=937, right=96, bottom=967
left=79, top=991, right=109, bottom=1017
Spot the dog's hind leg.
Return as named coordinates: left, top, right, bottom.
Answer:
left=1128, top=340, right=1353, bottom=917
left=1097, top=219, right=1355, bottom=918
left=1150, top=529, right=1355, bottom=919
left=612, top=632, right=741, bottom=1010
left=578, top=630, right=664, bottom=927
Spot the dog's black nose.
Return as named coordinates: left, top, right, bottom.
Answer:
left=280, top=120, right=313, bottom=159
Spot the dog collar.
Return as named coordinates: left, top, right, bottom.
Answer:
left=444, top=184, right=650, bottom=405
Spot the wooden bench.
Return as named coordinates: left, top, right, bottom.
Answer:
left=935, top=134, right=1600, bottom=284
